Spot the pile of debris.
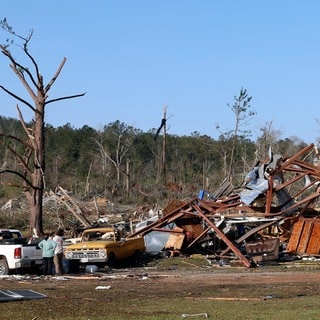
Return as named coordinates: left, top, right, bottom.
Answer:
left=128, top=144, right=320, bottom=268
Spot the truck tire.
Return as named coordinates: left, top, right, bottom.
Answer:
left=0, top=258, right=9, bottom=275
left=133, top=250, right=143, bottom=267
left=68, top=260, right=80, bottom=274
left=107, top=252, right=116, bottom=268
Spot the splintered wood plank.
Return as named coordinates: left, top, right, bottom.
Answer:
left=165, top=233, right=185, bottom=250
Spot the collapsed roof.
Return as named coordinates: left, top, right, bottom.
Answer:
left=128, top=144, right=320, bottom=267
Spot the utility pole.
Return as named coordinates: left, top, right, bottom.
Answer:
left=154, top=105, right=168, bottom=185
left=162, top=106, right=167, bottom=185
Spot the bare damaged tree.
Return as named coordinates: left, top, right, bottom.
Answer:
left=95, top=121, right=136, bottom=197
left=0, top=19, right=85, bottom=236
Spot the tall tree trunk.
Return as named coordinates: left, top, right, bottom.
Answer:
left=25, top=100, right=45, bottom=236
left=26, top=188, right=43, bottom=236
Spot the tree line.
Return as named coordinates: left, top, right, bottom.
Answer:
left=0, top=115, right=309, bottom=205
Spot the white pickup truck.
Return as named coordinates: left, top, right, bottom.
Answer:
left=0, top=229, right=43, bottom=275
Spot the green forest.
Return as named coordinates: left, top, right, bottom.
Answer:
left=0, top=115, right=311, bottom=207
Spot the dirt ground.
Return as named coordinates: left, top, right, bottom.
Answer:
left=1, top=256, right=320, bottom=319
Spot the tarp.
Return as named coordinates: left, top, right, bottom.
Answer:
left=239, top=178, right=269, bottom=205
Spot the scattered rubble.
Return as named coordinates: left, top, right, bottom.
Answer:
left=2, top=144, right=319, bottom=270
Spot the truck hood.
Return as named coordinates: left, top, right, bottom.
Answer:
left=65, top=240, right=114, bottom=250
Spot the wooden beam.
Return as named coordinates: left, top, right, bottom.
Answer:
left=193, top=204, right=252, bottom=268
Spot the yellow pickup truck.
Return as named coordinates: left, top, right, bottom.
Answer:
left=64, top=227, right=145, bottom=269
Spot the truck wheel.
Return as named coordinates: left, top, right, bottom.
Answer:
left=68, top=260, right=80, bottom=274
left=133, top=250, right=143, bottom=267
left=107, top=253, right=116, bottom=268
left=0, top=258, right=9, bottom=275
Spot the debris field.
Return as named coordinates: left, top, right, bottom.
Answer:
left=128, top=143, right=320, bottom=267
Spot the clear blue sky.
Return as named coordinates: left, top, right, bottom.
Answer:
left=0, top=1, right=319, bottom=144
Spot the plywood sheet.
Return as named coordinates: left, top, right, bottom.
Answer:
left=306, top=222, right=320, bottom=254
left=287, top=218, right=320, bottom=255
left=286, top=219, right=304, bottom=252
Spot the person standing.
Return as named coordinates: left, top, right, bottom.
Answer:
left=53, top=228, right=64, bottom=275
left=38, top=232, right=56, bottom=275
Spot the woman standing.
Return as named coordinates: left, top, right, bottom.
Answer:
left=38, top=232, right=56, bottom=275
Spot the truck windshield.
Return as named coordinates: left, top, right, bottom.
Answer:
left=82, top=231, right=115, bottom=241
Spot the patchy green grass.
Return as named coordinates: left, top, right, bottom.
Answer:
left=1, top=286, right=320, bottom=320
left=1, top=256, right=320, bottom=320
